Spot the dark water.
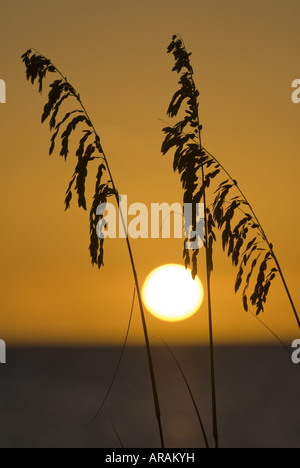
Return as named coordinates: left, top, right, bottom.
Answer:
left=0, top=346, right=299, bottom=448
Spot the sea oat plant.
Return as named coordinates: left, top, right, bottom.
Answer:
left=21, top=48, right=165, bottom=448
left=162, top=34, right=300, bottom=447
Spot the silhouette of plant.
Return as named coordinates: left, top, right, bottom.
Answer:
left=21, top=48, right=165, bottom=448
left=162, top=35, right=220, bottom=448
left=162, top=34, right=300, bottom=446
left=163, top=35, right=299, bottom=325
left=21, top=40, right=299, bottom=450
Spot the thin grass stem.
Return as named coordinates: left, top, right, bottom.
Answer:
left=152, top=336, right=210, bottom=448
left=28, top=50, right=165, bottom=448
left=111, top=421, right=125, bottom=448
left=84, top=288, right=136, bottom=428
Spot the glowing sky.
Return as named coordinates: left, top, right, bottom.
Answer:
left=0, top=0, right=299, bottom=344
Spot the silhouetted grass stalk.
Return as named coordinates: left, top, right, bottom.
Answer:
left=203, top=148, right=299, bottom=329
left=162, top=35, right=219, bottom=448
left=155, top=337, right=210, bottom=448
left=22, top=49, right=165, bottom=448
left=85, top=288, right=136, bottom=427
left=112, top=421, right=125, bottom=448
left=160, top=116, right=299, bottom=329
left=200, top=169, right=219, bottom=448
left=163, top=34, right=299, bottom=447
left=197, top=115, right=219, bottom=448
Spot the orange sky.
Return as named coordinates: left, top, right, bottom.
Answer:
left=0, top=0, right=299, bottom=345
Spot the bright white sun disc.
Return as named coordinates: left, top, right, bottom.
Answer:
left=142, top=264, right=204, bottom=322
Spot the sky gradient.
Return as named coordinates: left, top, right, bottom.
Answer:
left=0, top=0, right=299, bottom=344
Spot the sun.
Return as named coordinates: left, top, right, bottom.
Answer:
left=142, top=264, right=204, bottom=322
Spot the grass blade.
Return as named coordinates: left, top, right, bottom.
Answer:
left=153, top=336, right=210, bottom=449
left=84, top=288, right=136, bottom=428
left=111, top=421, right=126, bottom=448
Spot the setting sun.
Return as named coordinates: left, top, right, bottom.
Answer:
left=142, top=264, right=204, bottom=322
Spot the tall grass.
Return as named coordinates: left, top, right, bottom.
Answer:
left=21, top=40, right=299, bottom=449
left=162, top=34, right=299, bottom=447
left=21, top=49, right=165, bottom=448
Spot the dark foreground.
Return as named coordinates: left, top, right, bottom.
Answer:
left=0, top=346, right=299, bottom=448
